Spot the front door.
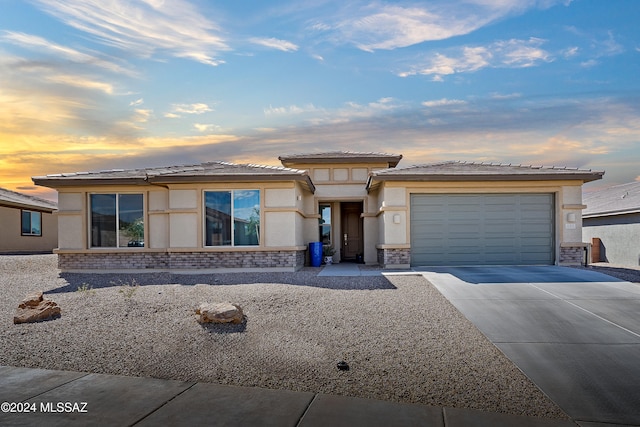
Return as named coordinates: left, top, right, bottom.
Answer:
left=341, top=202, right=363, bottom=261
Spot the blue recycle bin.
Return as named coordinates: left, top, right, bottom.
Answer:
left=309, top=242, right=323, bottom=267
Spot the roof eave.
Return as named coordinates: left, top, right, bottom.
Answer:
left=584, top=208, right=640, bottom=219
left=369, top=172, right=603, bottom=182
left=150, top=173, right=295, bottom=183
left=32, top=177, right=148, bottom=188
left=0, top=200, right=56, bottom=212
left=149, top=173, right=315, bottom=192
left=33, top=173, right=316, bottom=194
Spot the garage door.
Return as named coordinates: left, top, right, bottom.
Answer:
left=410, top=194, right=554, bottom=266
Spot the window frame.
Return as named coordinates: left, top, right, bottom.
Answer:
left=203, top=189, right=261, bottom=247
left=88, top=192, right=145, bottom=249
left=21, top=210, right=42, bottom=236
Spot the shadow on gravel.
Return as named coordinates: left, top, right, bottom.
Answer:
left=571, top=265, right=640, bottom=283
left=200, top=317, right=248, bottom=334
left=48, top=270, right=397, bottom=294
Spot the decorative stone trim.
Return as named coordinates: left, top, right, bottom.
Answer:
left=559, top=243, right=589, bottom=266
left=58, top=249, right=306, bottom=271
left=58, top=252, right=169, bottom=270
left=377, top=248, right=411, bottom=268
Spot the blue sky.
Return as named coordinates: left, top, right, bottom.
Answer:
left=1, top=0, right=638, bottom=199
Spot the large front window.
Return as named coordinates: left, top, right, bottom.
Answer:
left=205, top=190, right=260, bottom=246
left=90, top=194, right=144, bottom=247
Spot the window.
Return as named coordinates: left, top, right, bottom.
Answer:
left=21, top=210, right=42, bottom=236
left=90, top=194, right=144, bottom=248
left=319, top=204, right=331, bottom=244
left=205, top=190, right=260, bottom=246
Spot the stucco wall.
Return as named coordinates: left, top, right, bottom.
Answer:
left=264, top=212, right=297, bottom=246
left=560, top=185, right=584, bottom=243
left=363, top=191, right=379, bottom=264
left=56, top=192, right=83, bottom=250
left=377, top=187, right=407, bottom=245
left=314, top=183, right=368, bottom=199
left=583, top=213, right=640, bottom=267
left=168, top=189, right=199, bottom=248
left=299, top=184, right=317, bottom=247
left=148, top=190, right=169, bottom=249
left=169, top=213, right=199, bottom=247
left=265, top=188, right=295, bottom=207
left=0, top=205, right=58, bottom=253
left=57, top=214, right=83, bottom=249
left=169, top=189, right=197, bottom=209
left=265, top=188, right=298, bottom=247
left=363, top=215, right=378, bottom=264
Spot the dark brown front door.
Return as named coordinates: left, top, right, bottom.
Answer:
left=341, top=202, right=363, bottom=261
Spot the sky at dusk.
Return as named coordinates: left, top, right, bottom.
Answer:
left=1, top=0, right=639, bottom=201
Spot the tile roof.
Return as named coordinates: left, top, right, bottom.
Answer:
left=367, top=161, right=603, bottom=189
left=583, top=181, right=640, bottom=218
left=0, top=187, right=57, bottom=211
left=33, top=161, right=315, bottom=192
left=279, top=151, right=402, bottom=167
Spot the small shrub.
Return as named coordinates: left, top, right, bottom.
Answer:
left=76, top=282, right=95, bottom=295
left=112, top=278, right=140, bottom=299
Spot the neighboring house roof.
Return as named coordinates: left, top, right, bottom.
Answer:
left=366, top=161, right=604, bottom=191
left=0, top=187, right=57, bottom=212
left=279, top=151, right=402, bottom=168
left=583, top=180, right=640, bottom=218
left=33, top=161, right=316, bottom=193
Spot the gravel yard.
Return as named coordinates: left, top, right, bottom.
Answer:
left=572, top=263, right=640, bottom=283
left=1, top=255, right=567, bottom=419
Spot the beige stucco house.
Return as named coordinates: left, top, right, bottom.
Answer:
left=32, top=151, right=603, bottom=272
left=0, top=187, right=58, bottom=254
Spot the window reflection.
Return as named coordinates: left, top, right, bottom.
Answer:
left=90, top=194, right=144, bottom=247
left=319, top=204, right=331, bottom=244
left=205, top=190, right=260, bottom=246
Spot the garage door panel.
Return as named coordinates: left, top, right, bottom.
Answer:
left=521, top=225, right=552, bottom=235
left=521, top=212, right=553, bottom=221
left=484, top=237, right=517, bottom=243
left=449, top=229, right=482, bottom=236
left=411, top=230, right=444, bottom=239
left=410, top=193, right=554, bottom=266
left=449, top=239, right=484, bottom=247
left=485, top=253, right=517, bottom=263
left=532, top=241, right=554, bottom=248
left=485, top=225, right=516, bottom=234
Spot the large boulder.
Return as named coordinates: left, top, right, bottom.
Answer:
left=14, top=291, right=61, bottom=324
left=196, top=302, right=243, bottom=324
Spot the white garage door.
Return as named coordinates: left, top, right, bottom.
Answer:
left=410, top=193, right=555, bottom=266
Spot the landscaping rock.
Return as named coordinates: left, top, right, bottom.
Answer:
left=196, top=302, right=243, bottom=324
left=14, top=291, right=61, bottom=324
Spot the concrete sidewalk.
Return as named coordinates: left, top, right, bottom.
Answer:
left=0, top=365, right=576, bottom=427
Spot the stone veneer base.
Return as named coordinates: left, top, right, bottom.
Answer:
left=58, top=250, right=307, bottom=271
left=377, top=248, right=411, bottom=268
left=377, top=245, right=586, bottom=267
left=61, top=245, right=582, bottom=271
left=559, top=245, right=588, bottom=266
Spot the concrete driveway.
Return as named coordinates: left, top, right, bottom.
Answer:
left=418, top=266, right=640, bottom=426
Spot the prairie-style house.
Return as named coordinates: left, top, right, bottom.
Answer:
left=32, top=151, right=603, bottom=272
